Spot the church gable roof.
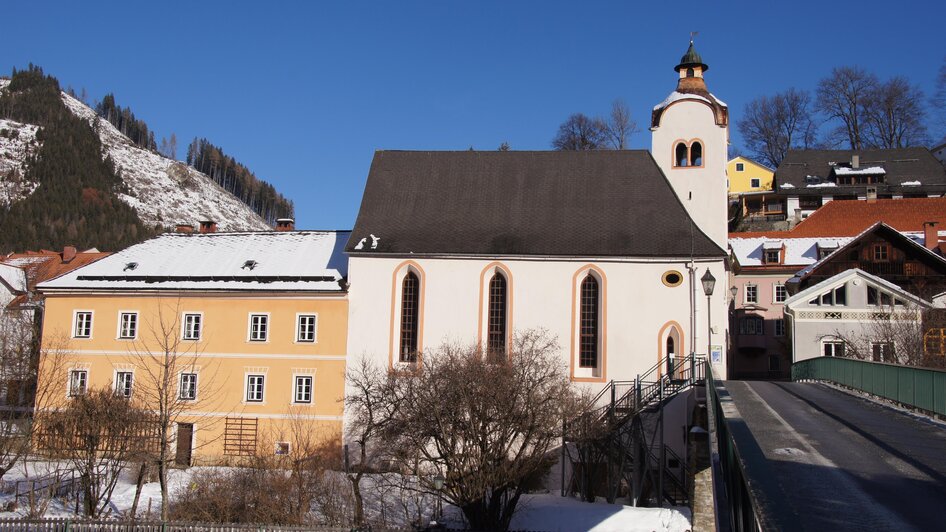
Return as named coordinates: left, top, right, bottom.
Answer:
left=347, top=150, right=725, bottom=258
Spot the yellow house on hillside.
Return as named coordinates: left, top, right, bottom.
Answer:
left=727, top=156, right=774, bottom=196
left=36, top=224, right=350, bottom=465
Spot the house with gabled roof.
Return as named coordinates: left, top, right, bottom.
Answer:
left=35, top=226, right=350, bottom=464
left=346, top=42, right=732, bottom=391
left=784, top=269, right=935, bottom=364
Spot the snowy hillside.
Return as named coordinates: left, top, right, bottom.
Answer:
left=0, top=118, right=40, bottom=206
left=0, top=79, right=271, bottom=231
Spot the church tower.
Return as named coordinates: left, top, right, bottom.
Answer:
left=651, top=40, right=729, bottom=249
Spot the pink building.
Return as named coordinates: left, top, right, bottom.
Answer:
left=728, top=233, right=852, bottom=378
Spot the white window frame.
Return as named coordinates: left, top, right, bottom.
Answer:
left=744, top=284, right=758, bottom=305
left=773, top=284, right=787, bottom=304
left=68, top=369, right=88, bottom=397
left=295, top=314, right=318, bottom=343
left=774, top=319, right=785, bottom=337
left=750, top=177, right=761, bottom=188
left=870, top=341, right=895, bottom=363
left=248, top=313, right=270, bottom=343
left=115, top=371, right=134, bottom=398
left=73, top=310, right=93, bottom=339
left=182, top=312, right=203, bottom=341
left=245, top=374, right=265, bottom=403
left=118, top=311, right=138, bottom=340
left=822, top=339, right=845, bottom=357
left=764, top=249, right=780, bottom=264
left=179, top=372, right=198, bottom=401
left=735, top=162, right=745, bottom=172
left=293, top=374, right=314, bottom=404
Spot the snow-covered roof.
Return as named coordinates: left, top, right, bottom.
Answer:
left=39, top=231, right=351, bottom=292
left=901, top=180, right=921, bottom=186
left=780, top=183, right=795, bottom=189
left=0, top=263, right=26, bottom=293
left=833, top=166, right=885, bottom=175
left=729, top=236, right=854, bottom=267
left=784, top=268, right=932, bottom=310
left=653, top=91, right=711, bottom=111
left=806, top=182, right=837, bottom=188
left=762, top=240, right=783, bottom=250
left=816, top=239, right=839, bottom=249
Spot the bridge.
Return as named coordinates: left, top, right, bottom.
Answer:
left=710, top=358, right=946, bottom=531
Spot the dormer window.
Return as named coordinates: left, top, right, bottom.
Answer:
left=762, top=240, right=782, bottom=264
left=764, top=250, right=780, bottom=264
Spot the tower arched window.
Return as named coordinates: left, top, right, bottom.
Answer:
left=686, top=67, right=694, bottom=78
left=690, top=142, right=703, bottom=166
left=399, top=271, right=420, bottom=362
left=675, top=143, right=688, bottom=167
left=487, top=272, right=508, bottom=360
left=579, top=275, right=600, bottom=368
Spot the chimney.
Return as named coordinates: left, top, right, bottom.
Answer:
left=851, top=154, right=860, bottom=169
left=866, top=186, right=877, bottom=203
left=175, top=223, right=195, bottom=234
left=275, top=218, right=295, bottom=232
left=198, top=220, right=218, bottom=234
left=62, top=246, right=77, bottom=263
left=924, top=221, right=939, bottom=250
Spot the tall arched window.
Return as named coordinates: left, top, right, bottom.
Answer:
left=579, top=275, right=599, bottom=368
left=675, top=143, right=688, bottom=167
left=690, top=142, right=703, bottom=166
left=399, top=272, right=420, bottom=362
left=686, top=67, right=695, bottom=78
left=487, top=272, right=508, bottom=360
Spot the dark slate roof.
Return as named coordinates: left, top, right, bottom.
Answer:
left=675, top=41, right=708, bottom=72
left=774, top=147, right=946, bottom=197
left=346, top=150, right=725, bottom=258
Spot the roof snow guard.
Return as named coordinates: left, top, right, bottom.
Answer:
left=38, top=231, right=351, bottom=292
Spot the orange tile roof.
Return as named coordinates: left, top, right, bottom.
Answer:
left=2, top=248, right=111, bottom=292
left=789, top=197, right=946, bottom=237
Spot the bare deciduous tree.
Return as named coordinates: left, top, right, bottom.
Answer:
left=374, top=329, right=580, bottom=531
left=604, top=99, right=638, bottom=150
left=816, top=66, right=879, bottom=149
left=738, top=88, right=817, bottom=168
left=828, top=304, right=944, bottom=368
left=124, top=300, right=224, bottom=520
left=931, top=57, right=946, bottom=141
left=863, top=76, right=929, bottom=149
left=35, top=388, right=154, bottom=517
left=552, top=113, right=609, bottom=151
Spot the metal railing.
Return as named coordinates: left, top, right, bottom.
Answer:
left=792, top=357, right=946, bottom=416
left=0, top=518, right=359, bottom=531
left=705, top=361, right=760, bottom=532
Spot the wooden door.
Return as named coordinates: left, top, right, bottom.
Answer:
left=175, top=423, right=194, bottom=467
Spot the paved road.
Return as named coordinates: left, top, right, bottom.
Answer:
left=722, top=381, right=946, bottom=532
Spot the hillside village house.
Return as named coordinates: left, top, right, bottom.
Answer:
left=773, top=148, right=946, bottom=221
left=35, top=226, right=349, bottom=464
left=727, top=156, right=774, bottom=197
left=345, top=42, right=731, bottom=396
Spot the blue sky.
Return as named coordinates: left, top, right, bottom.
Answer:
left=4, top=0, right=944, bottom=229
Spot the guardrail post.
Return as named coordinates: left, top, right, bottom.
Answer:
left=635, top=375, right=641, bottom=408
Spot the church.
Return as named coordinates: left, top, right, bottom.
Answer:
left=345, top=42, right=731, bottom=387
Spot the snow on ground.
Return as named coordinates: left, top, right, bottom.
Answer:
left=0, top=117, right=41, bottom=206
left=510, top=494, right=691, bottom=532
left=0, top=461, right=692, bottom=531
left=0, top=78, right=272, bottom=232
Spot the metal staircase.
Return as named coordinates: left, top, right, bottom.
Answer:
left=562, top=355, right=705, bottom=507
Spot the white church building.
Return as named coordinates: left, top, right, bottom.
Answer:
left=345, top=42, right=731, bottom=389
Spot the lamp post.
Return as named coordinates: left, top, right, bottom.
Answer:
left=432, top=473, right=445, bottom=523
left=701, top=269, right=716, bottom=362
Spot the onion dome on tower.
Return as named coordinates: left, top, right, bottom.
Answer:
left=651, top=40, right=728, bottom=129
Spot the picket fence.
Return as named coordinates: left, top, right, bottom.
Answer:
left=0, top=518, right=368, bottom=532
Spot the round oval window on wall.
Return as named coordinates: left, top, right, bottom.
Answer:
left=662, top=270, right=683, bottom=287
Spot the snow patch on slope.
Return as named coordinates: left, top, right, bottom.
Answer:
left=0, top=116, right=41, bottom=206
left=0, top=78, right=272, bottom=231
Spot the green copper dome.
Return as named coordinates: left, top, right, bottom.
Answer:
left=674, top=41, right=709, bottom=73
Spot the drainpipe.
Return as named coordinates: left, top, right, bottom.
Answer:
left=688, top=262, right=698, bottom=356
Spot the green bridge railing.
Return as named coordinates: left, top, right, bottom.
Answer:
left=792, top=357, right=946, bottom=416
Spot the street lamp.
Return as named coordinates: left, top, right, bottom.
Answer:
left=701, top=269, right=716, bottom=362
left=433, top=473, right=445, bottom=523
left=730, top=285, right=738, bottom=302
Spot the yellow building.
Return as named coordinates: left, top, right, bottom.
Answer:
left=727, top=156, right=774, bottom=196
left=36, top=225, right=350, bottom=464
